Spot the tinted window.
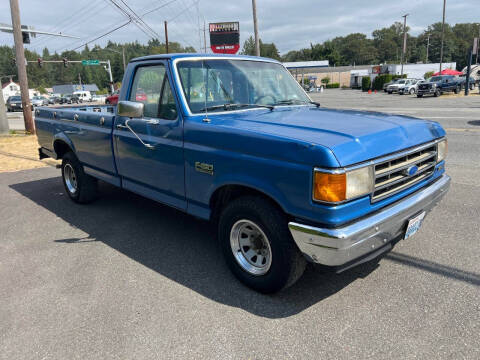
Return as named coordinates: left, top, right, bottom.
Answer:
left=130, top=65, right=166, bottom=118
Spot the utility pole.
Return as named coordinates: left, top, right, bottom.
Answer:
left=426, top=33, right=430, bottom=63
left=400, top=14, right=408, bottom=76
left=203, top=21, right=207, bottom=53
left=465, top=47, right=473, bottom=96
left=252, top=0, right=260, bottom=56
left=439, top=0, right=446, bottom=73
left=9, top=0, right=34, bottom=134
left=164, top=21, right=169, bottom=54
left=78, top=73, right=82, bottom=88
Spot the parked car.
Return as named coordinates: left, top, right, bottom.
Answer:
left=35, top=54, right=450, bottom=293
left=398, top=79, right=423, bottom=95
left=31, top=96, right=48, bottom=107
left=62, top=94, right=82, bottom=104
left=6, top=96, right=22, bottom=112
left=48, top=96, right=62, bottom=105
left=417, top=75, right=461, bottom=97
left=73, top=90, right=92, bottom=102
left=105, top=90, right=119, bottom=105
left=387, top=79, right=420, bottom=94
left=383, top=79, right=400, bottom=92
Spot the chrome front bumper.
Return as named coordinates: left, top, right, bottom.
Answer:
left=288, top=174, right=450, bottom=267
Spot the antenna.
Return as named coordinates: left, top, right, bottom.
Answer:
left=202, top=59, right=209, bottom=123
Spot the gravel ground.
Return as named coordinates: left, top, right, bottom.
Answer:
left=0, top=90, right=479, bottom=359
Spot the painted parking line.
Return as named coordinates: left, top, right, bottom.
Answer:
left=445, top=127, right=480, bottom=133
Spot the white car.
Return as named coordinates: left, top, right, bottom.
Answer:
left=398, top=79, right=423, bottom=95
left=73, top=91, right=92, bottom=102
left=91, top=94, right=106, bottom=104
left=387, top=78, right=419, bottom=94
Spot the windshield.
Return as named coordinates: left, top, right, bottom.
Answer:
left=9, top=96, right=21, bottom=101
left=430, top=76, right=443, bottom=82
left=176, top=59, right=310, bottom=113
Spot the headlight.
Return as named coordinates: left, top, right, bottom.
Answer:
left=313, top=166, right=374, bottom=203
left=437, top=139, right=448, bottom=162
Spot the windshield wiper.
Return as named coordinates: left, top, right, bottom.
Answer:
left=273, top=99, right=320, bottom=107
left=199, top=103, right=274, bottom=112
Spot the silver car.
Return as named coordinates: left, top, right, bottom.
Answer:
left=398, top=79, right=423, bottom=95
left=31, top=96, right=48, bottom=107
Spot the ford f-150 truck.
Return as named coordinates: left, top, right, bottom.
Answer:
left=35, top=54, right=450, bottom=293
left=417, top=75, right=461, bottom=97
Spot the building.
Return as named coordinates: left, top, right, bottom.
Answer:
left=380, top=62, right=457, bottom=79
left=52, top=84, right=99, bottom=95
left=2, top=80, right=20, bottom=101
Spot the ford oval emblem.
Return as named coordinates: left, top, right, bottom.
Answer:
left=405, top=165, right=418, bottom=176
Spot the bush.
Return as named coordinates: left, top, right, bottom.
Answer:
left=362, top=77, right=371, bottom=91
left=326, top=82, right=340, bottom=88
left=372, top=73, right=407, bottom=90
left=424, top=71, right=434, bottom=80
left=321, top=77, right=330, bottom=85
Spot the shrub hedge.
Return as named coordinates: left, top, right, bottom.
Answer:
left=326, top=82, right=340, bottom=88
left=362, top=76, right=371, bottom=91
left=372, top=74, right=407, bottom=91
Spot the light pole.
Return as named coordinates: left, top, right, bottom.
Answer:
left=400, top=14, right=408, bottom=76
left=439, top=0, right=446, bottom=73
left=252, top=0, right=260, bottom=56
left=426, top=33, right=430, bottom=63
left=105, top=47, right=126, bottom=72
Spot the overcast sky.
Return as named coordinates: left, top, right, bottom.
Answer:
left=1, top=0, right=478, bottom=55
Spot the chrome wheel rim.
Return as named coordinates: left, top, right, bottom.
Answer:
left=230, top=219, right=272, bottom=276
left=64, top=164, right=78, bottom=194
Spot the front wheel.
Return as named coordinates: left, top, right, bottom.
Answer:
left=454, top=86, right=460, bottom=94
left=434, top=89, right=441, bottom=97
left=218, top=196, right=306, bottom=293
left=61, top=152, right=98, bottom=204
left=417, top=94, right=423, bottom=98
left=409, top=88, right=415, bottom=95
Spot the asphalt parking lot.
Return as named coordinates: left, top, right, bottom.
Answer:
left=1, top=90, right=479, bottom=359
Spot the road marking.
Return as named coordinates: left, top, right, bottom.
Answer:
left=445, top=127, right=480, bottom=133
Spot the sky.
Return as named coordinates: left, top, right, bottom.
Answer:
left=0, top=0, right=479, bottom=55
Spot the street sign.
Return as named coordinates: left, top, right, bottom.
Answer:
left=82, top=60, right=99, bottom=66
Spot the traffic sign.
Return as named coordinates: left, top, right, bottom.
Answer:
left=82, top=60, right=99, bottom=66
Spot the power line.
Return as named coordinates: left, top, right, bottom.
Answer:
left=70, top=20, right=132, bottom=51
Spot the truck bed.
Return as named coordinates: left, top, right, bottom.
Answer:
left=35, top=104, right=119, bottom=184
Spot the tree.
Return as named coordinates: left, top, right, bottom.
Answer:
left=241, top=36, right=281, bottom=60
left=321, top=77, right=330, bottom=85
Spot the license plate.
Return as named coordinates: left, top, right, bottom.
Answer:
left=404, top=211, right=426, bottom=240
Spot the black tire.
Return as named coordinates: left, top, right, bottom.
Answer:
left=218, top=196, right=306, bottom=293
left=105, top=100, right=110, bottom=104
left=387, top=91, right=392, bottom=94
left=417, top=94, right=423, bottom=98
left=434, top=89, right=441, bottom=97
left=454, top=86, right=460, bottom=94
left=61, top=152, right=98, bottom=204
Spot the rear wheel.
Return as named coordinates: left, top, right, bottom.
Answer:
left=454, top=86, right=460, bottom=94
left=218, top=196, right=306, bottom=293
left=61, top=152, right=98, bottom=204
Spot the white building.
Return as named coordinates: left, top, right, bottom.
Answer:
left=1, top=80, right=20, bottom=101
left=381, top=62, right=457, bottom=79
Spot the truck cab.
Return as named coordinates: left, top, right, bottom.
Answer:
left=35, top=54, right=450, bottom=293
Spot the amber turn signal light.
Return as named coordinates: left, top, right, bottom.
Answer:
left=313, top=172, right=347, bottom=203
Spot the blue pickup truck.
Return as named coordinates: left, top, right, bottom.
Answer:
left=35, top=54, right=450, bottom=293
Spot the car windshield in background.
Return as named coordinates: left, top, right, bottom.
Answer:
left=430, top=76, right=443, bottom=82
left=10, top=96, right=21, bottom=101
left=176, top=59, right=310, bottom=114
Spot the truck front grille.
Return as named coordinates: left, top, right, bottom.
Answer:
left=372, top=143, right=437, bottom=202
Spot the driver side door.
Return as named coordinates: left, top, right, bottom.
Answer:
left=114, top=62, right=185, bottom=210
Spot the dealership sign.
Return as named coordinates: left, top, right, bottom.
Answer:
left=209, top=22, right=240, bottom=54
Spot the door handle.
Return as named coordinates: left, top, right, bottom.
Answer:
left=116, top=124, right=128, bottom=129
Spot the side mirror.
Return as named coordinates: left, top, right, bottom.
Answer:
left=117, top=101, right=144, bottom=118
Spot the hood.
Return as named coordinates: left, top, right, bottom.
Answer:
left=205, top=106, right=445, bottom=167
